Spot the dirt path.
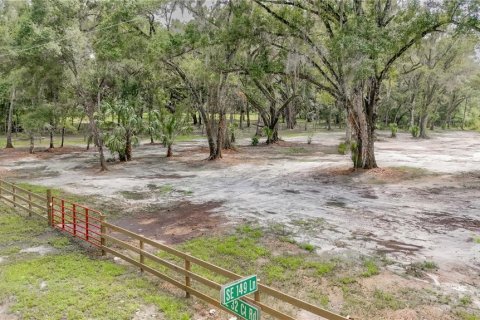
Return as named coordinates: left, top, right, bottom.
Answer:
left=2, top=130, right=480, bottom=305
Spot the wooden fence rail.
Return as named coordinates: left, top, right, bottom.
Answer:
left=0, top=179, right=349, bottom=320
left=0, top=180, right=48, bottom=219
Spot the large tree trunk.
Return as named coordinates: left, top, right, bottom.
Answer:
left=86, top=103, right=107, bottom=170
left=86, top=135, right=92, bottom=150
left=199, top=108, right=216, bottom=159
left=246, top=103, right=250, bottom=128
left=266, top=118, right=280, bottom=144
left=345, top=113, right=352, bottom=144
left=255, top=116, right=262, bottom=136
left=5, top=88, right=15, bottom=148
left=419, top=114, right=429, bottom=138
left=410, top=107, right=415, bottom=128
left=125, top=130, right=132, bottom=161
left=60, top=127, right=65, bottom=148
left=29, top=133, right=34, bottom=154
left=285, top=105, right=296, bottom=129
left=224, top=123, right=232, bottom=149
left=239, top=109, right=244, bottom=129
left=267, top=124, right=279, bottom=144
left=166, top=144, right=173, bottom=157
left=77, top=115, right=84, bottom=131
left=213, top=112, right=226, bottom=159
left=49, top=130, right=54, bottom=149
left=349, top=83, right=378, bottom=169
left=192, top=112, right=198, bottom=126
left=326, top=109, right=332, bottom=131
left=461, top=98, right=468, bottom=130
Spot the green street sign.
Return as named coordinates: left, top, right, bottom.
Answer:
left=221, top=275, right=258, bottom=304
left=222, top=298, right=260, bottom=320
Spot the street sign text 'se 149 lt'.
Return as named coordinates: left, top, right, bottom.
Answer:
left=221, top=275, right=258, bottom=304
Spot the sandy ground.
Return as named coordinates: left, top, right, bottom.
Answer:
left=1, top=130, right=480, bottom=311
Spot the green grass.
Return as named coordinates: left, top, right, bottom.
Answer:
left=0, top=212, right=46, bottom=245
left=237, top=224, right=263, bottom=238
left=160, top=184, right=174, bottom=193
left=0, top=254, right=189, bottom=320
left=362, top=260, right=380, bottom=277
left=421, top=261, right=438, bottom=270
left=119, top=190, right=150, bottom=200
left=458, top=312, right=480, bottom=320
left=337, top=277, right=357, bottom=285
left=0, top=134, right=88, bottom=148
left=0, top=204, right=190, bottom=320
left=309, top=261, right=336, bottom=276
left=309, top=292, right=330, bottom=308
left=48, top=236, right=71, bottom=249
left=154, top=224, right=338, bottom=288
left=407, top=260, right=438, bottom=277
left=459, top=295, right=473, bottom=306
left=338, top=142, right=349, bottom=155
left=14, top=182, right=87, bottom=204
left=299, top=243, right=316, bottom=252
left=180, top=235, right=268, bottom=273
left=264, top=265, right=288, bottom=283
left=283, top=147, right=310, bottom=154
left=274, top=256, right=304, bottom=270
left=373, top=289, right=405, bottom=310
left=473, top=236, right=480, bottom=244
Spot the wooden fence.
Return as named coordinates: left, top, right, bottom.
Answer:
left=0, top=180, right=48, bottom=219
left=0, top=179, right=350, bottom=320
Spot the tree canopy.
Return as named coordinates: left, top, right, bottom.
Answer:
left=1, top=0, right=479, bottom=170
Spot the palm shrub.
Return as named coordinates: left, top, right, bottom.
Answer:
left=21, top=106, right=52, bottom=154
left=101, top=99, right=142, bottom=161
left=410, top=125, right=420, bottom=138
left=389, top=123, right=398, bottom=138
left=251, top=136, right=259, bottom=146
left=158, top=110, right=192, bottom=157
left=351, top=142, right=361, bottom=168
left=263, top=127, right=274, bottom=144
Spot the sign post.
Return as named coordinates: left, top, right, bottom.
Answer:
left=220, top=275, right=260, bottom=320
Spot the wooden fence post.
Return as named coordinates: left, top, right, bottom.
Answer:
left=12, top=185, right=16, bottom=207
left=85, top=208, right=89, bottom=241
left=72, top=204, right=76, bottom=236
left=61, top=199, right=65, bottom=229
left=47, top=189, right=52, bottom=226
left=100, top=215, right=106, bottom=256
left=185, top=258, right=191, bottom=298
left=28, top=193, right=32, bottom=217
left=255, top=288, right=261, bottom=303
left=139, top=239, right=144, bottom=273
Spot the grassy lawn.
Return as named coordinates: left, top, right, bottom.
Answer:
left=0, top=119, right=331, bottom=151
left=0, top=134, right=88, bottom=148
left=0, top=204, right=190, bottom=320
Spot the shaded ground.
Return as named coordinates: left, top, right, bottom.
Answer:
left=1, top=129, right=480, bottom=319
left=114, top=201, right=225, bottom=244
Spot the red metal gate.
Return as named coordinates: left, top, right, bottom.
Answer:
left=51, top=197, right=103, bottom=247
